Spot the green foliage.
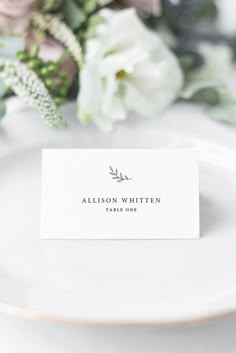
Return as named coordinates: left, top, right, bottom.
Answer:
left=84, top=14, right=105, bottom=39
left=32, top=13, right=83, bottom=67
left=180, top=76, right=236, bottom=126
left=208, top=102, right=236, bottom=125
left=44, top=0, right=101, bottom=32
left=155, top=0, right=220, bottom=75
left=17, top=45, right=72, bottom=106
left=161, top=0, right=218, bottom=31
left=83, top=0, right=97, bottom=15
left=194, top=0, right=217, bottom=21
left=1, top=0, right=234, bottom=130
left=40, top=0, right=63, bottom=12
left=180, top=77, right=233, bottom=105
left=63, top=0, right=86, bottom=30
left=0, top=99, right=6, bottom=119
left=180, top=80, right=224, bottom=102
left=36, top=1, right=107, bottom=56
left=0, top=57, right=66, bottom=128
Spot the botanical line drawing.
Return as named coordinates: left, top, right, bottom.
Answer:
left=109, top=166, right=132, bottom=182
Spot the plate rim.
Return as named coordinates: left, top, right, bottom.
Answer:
left=0, top=301, right=236, bottom=327
left=1, top=109, right=236, bottom=327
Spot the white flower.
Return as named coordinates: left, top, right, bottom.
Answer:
left=77, top=8, right=183, bottom=131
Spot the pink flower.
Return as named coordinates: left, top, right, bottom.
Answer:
left=0, top=0, right=36, bottom=18
left=0, top=0, right=37, bottom=35
left=27, top=32, right=78, bottom=81
left=0, top=0, right=77, bottom=81
left=38, top=37, right=78, bottom=81
left=0, top=13, right=30, bottom=34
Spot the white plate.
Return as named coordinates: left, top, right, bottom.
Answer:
left=0, top=99, right=236, bottom=326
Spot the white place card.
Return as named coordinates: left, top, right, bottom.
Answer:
left=40, top=149, right=199, bottom=239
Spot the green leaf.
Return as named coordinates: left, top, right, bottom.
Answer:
left=208, top=102, right=236, bottom=126
left=192, top=88, right=221, bottom=105
left=180, top=80, right=224, bottom=100
left=63, top=0, right=86, bottom=30
left=29, top=44, right=39, bottom=58
left=195, top=1, right=218, bottom=21
left=40, top=0, right=63, bottom=11
left=0, top=99, right=6, bottom=119
left=84, top=14, right=105, bottom=39
left=178, top=51, right=204, bottom=72
left=0, top=79, right=6, bottom=97
left=83, top=0, right=97, bottom=14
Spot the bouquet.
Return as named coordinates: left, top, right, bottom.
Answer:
left=0, top=0, right=235, bottom=131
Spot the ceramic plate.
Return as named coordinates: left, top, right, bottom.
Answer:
left=0, top=100, right=236, bottom=326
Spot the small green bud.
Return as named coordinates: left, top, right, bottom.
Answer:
left=59, top=72, right=68, bottom=80
left=54, top=96, right=64, bottom=106
left=17, top=51, right=28, bottom=62
left=34, top=59, right=44, bottom=69
left=58, top=86, right=68, bottom=97
left=28, top=60, right=39, bottom=70
left=45, top=78, right=54, bottom=88
left=63, top=76, right=71, bottom=86
left=47, top=63, right=58, bottom=75
left=40, top=67, right=49, bottom=77
left=29, top=45, right=39, bottom=58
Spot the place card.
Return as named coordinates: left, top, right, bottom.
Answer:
left=40, top=149, right=199, bottom=239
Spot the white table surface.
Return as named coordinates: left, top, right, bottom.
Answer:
left=0, top=95, right=236, bottom=352
left=1, top=313, right=236, bottom=353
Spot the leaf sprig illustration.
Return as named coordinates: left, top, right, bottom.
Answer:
left=109, top=166, right=132, bottom=182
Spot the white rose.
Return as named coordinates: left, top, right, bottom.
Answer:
left=77, top=8, right=183, bottom=131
